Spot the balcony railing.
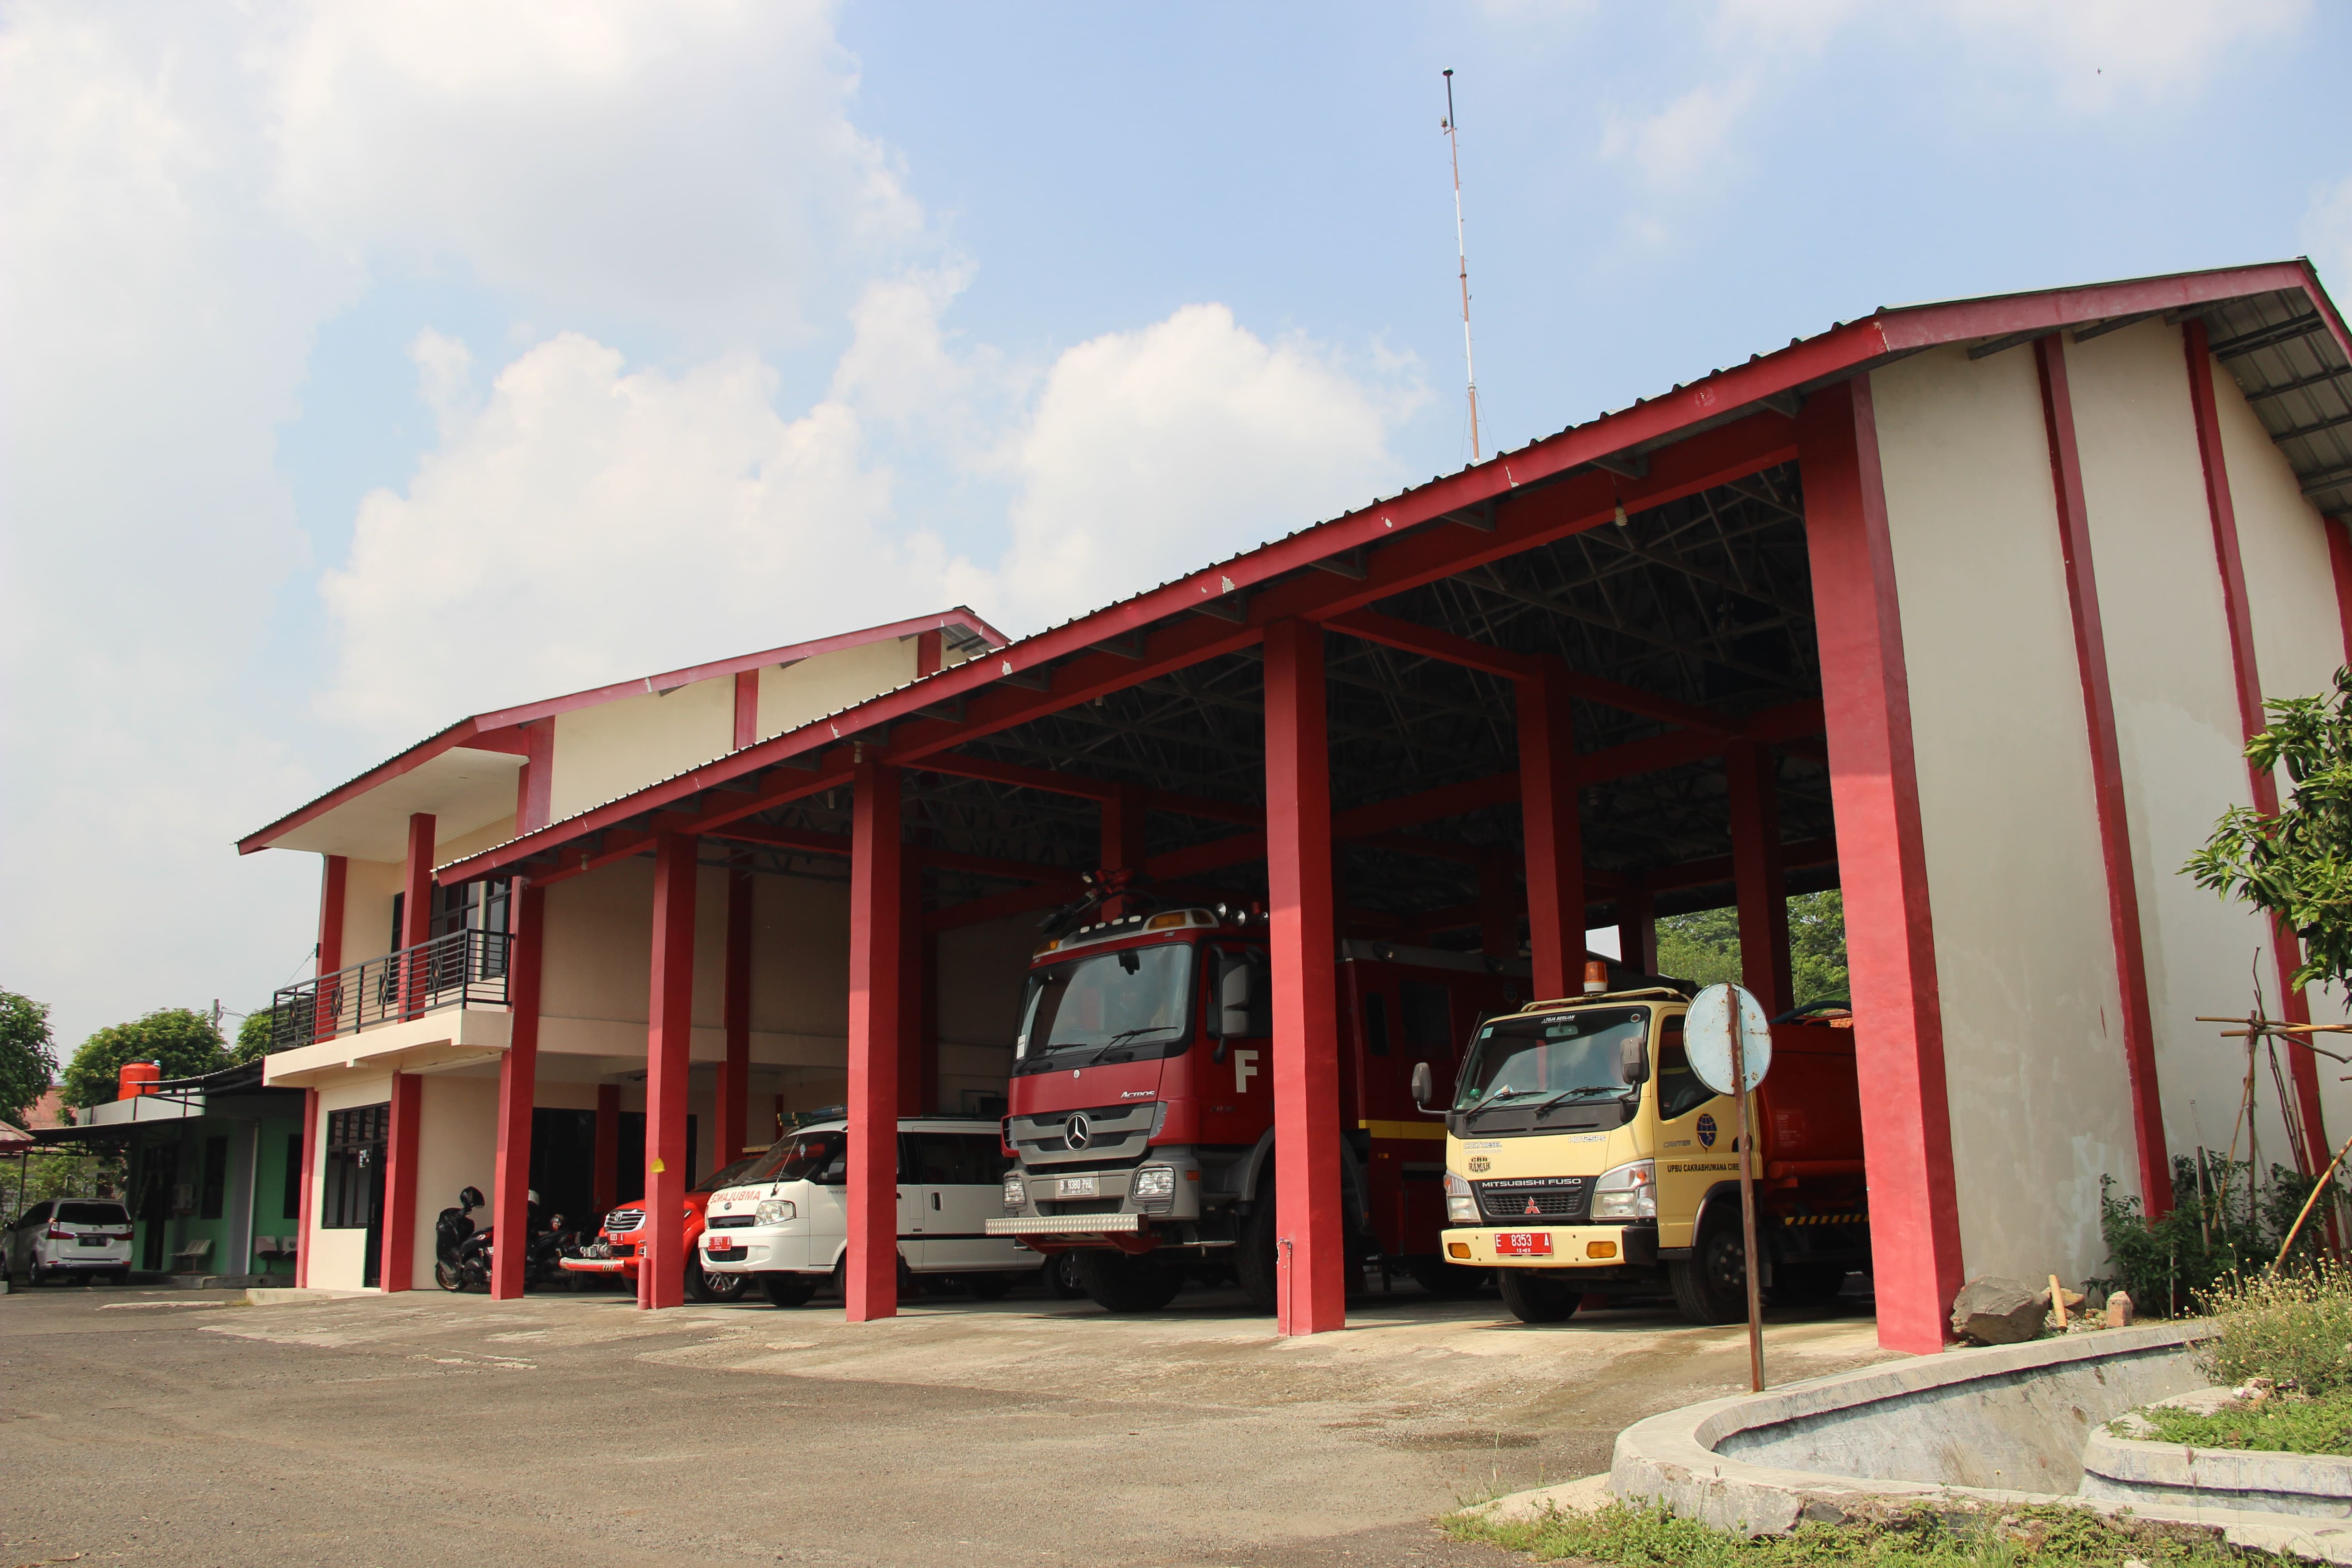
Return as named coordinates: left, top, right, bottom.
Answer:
left=266, top=928, right=512, bottom=1053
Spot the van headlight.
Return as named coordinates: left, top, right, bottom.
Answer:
left=1590, top=1159, right=1656, bottom=1220
left=1131, top=1166, right=1176, bottom=1207
left=755, top=1199, right=796, bottom=1225
left=1444, top=1170, right=1478, bottom=1224
left=1003, top=1173, right=1025, bottom=1210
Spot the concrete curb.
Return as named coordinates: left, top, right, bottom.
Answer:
left=2084, top=1411, right=2352, bottom=1518
left=245, top=1286, right=377, bottom=1305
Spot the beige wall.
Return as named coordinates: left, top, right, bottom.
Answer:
left=1870, top=344, right=2141, bottom=1285
left=408, top=1074, right=500, bottom=1288
left=757, top=638, right=918, bottom=743
left=935, top=915, right=1031, bottom=1112
left=549, top=675, right=734, bottom=822
left=2068, top=320, right=2315, bottom=1182
left=305, top=1073, right=394, bottom=1289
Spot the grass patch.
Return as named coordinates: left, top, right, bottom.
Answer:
left=2129, top=1387, right=2352, bottom=1455
left=1446, top=1499, right=2267, bottom=1566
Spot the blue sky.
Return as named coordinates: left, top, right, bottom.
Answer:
left=4, top=0, right=2347, bottom=1050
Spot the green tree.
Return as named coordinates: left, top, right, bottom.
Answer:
left=1651, top=891, right=1848, bottom=1008
left=0, top=989, right=58, bottom=1128
left=2186, top=669, right=2352, bottom=994
left=231, top=1008, right=275, bottom=1065
left=61, top=1008, right=228, bottom=1109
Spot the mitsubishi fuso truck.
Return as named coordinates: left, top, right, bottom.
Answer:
left=1429, top=988, right=1870, bottom=1325
left=984, top=901, right=1661, bottom=1313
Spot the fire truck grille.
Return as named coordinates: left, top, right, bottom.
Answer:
left=1473, top=1179, right=1591, bottom=1225
left=605, top=1209, right=645, bottom=1234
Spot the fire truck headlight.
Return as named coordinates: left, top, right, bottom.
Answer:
left=755, top=1199, right=796, bottom=1226
left=1131, top=1166, right=1177, bottom=1205
left=1444, top=1170, right=1478, bottom=1225
left=1590, top=1159, right=1656, bottom=1221
left=1002, top=1174, right=1025, bottom=1211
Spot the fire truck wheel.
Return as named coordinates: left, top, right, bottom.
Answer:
left=1073, top=1250, right=1184, bottom=1313
left=1041, top=1253, right=1088, bottom=1298
left=1406, top=1258, right=1489, bottom=1298
left=1670, top=1210, right=1750, bottom=1325
left=965, top=1272, right=1013, bottom=1300
left=1496, top=1268, right=1582, bottom=1323
left=1770, top=1263, right=1847, bottom=1308
left=1235, top=1188, right=1280, bottom=1311
left=760, top=1272, right=819, bottom=1308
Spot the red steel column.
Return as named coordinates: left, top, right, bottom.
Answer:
left=2185, top=320, right=2326, bottom=1174
left=1726, top=742, right=1794, bottom=1017
left=1797, top=377, right=1963, bottom=1354
left=720, top=856, right=753, bottom=1164
left=916, top=629, right=943, bottom=678
left=1519, top=660, right=1584, bottom=1002
left=846, top=760, right=904, bottom=1323
left=1616, top=878, right=1655, bottom=975
left=1100, top=784, right=1148, bottom=919
left=401, top=813, right=436, bottom=1018
left=294, top=1088, right=318, bottom=1287
left=317, top=856, right=348, bottom=976
left=516, top=723, right=554, bottom=833
left=897, top=856, right=928, bottom=1117
left=380, top=1069, right=421, bottom=1292
left=2328, top=518, right=2352, bottom=663
left=593, top=1084, right=619, bottom=1217
left=491, top=880, right=544, bottom=1300
left=733, top=670, right=760, bottom=752
left=1262, top=619, right=1347, bottom=1337
left=2036, top=336, right=2170, bottom=1213
left=639, top=832, right=697, bottom=1310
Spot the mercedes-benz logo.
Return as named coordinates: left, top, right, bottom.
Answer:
left=1064, top=1113, right=1092, bottom=1150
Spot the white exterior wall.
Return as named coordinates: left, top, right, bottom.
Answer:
left=1870, top=344, right=2141, bottom=1285
left=2067, top=320, right=2313, bottom=1183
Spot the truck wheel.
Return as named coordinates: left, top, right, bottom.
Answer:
left=1671, top=1211, right=1751, bottom=1325
left=1041, top=1254, right=1087, bottom=1299
left=1495, top=1269, right=1582, bottom=1324
left=1406, top=1258, right=1489, bottom=1298
left=1235, top=1188, right=1280, bottom=1311
left=760, top=1273, right=818, bottom=1308
left=965, top=1272, right=1013, bottom=1301
left=1771, top=1264, right=1847, bottom=1308
left=1074, top=1250, right=1183, bottom=1313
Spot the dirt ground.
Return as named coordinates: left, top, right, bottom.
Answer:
left=0, top=1274, right=1899, bottom=1567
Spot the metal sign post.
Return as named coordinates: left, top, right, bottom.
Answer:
left=1685, top=982, right=1774, bottom=1393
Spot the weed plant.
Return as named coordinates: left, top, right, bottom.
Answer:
left=2195, top=1258, right=2352, bottom=1396
left=1447, top=1499, right=2259, bottom=1566
left=2133, top=1387, right=2352, bottom=1455
left=2097, top=1155, right=2338, bottom=1316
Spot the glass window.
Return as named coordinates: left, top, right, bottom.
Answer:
left=57, top=1202, right=128, bottom=1225
left=1653, top=1017, right=1715, bottom=1122
left=321, top=1104, right=388, bottom=1230
left=1454, top=1008, right=1647, bottom=1113
left=1014, top=945, right=1195, bottom=1067
left=738, top=1130, right=849, bottom=1185
left=693, top=1156, right=763, bottom=1194
left=1400, top=981, right=1453, bottom=1052
left=904, top=1132, right=1009, bottom=1186
left=282, top=1133, right=303, bottom=1220
left=1361, top=991, right=1391, bottom=1057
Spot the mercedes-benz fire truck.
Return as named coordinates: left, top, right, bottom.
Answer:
left=984, top=903, right=1654, bottom=1313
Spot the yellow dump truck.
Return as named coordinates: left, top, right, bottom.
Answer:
left=1418, top=987, right=1869, bottom=1325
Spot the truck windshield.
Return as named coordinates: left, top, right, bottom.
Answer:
left=1014, top=943, right=1195, bottom=1072
left=1455, top=1008, right=1648, bottom=1125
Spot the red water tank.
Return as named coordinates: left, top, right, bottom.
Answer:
left=117, top=1061, right=162, bottom=1099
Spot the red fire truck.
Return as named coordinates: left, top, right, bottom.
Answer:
left=985, top=902, right=1654, bottom=1313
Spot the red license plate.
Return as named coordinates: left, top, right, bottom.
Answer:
left=1494, top=1232, right=1553, bottom=1257
left=707, top=1239, right=737, bottom=1254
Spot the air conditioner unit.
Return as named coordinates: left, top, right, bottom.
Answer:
left=171, top=1183, right=196, bottom=1215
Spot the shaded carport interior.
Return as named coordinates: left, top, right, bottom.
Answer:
left=435, top=260, right=2352, bottom=1346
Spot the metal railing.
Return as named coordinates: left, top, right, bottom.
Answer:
left=266, top=928, right=512, bottom=1052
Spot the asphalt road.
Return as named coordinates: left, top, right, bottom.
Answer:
left=0, top=1275, right=1895, bottom=1566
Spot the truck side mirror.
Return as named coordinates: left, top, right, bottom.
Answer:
left=1619, top=1036, right=1650, bottom=1086
left=1410, top=1061, right=1435, bottom=1111
left=1209, top=950, right=1270, bottom=1042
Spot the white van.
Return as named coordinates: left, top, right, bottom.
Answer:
left=699, top=1117, right=1033, bottom=1307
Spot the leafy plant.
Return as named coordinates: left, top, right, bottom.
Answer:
left=2184, top=667, right=2352, bottom=994
left=0, top=988, right=58, bottom=1127
left=60, top=1007, right=228, bottom=1108
left=1653, top=891, right=1847, bottom=1007
left=2095, top=1155, right=2340, bottom=1316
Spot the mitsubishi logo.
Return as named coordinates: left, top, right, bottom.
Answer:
left=1064, top=1114, right=1092, bottom=1150
left=1523, top=1197, right=1541, bottom=1216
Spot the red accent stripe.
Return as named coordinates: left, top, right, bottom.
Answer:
left=1797, top=378, right=1963, bottom=1354
left=316, top=856, right=347, bottom=979
left=732, top=671, right=759, bottom=752
left=381, top=1071, right=421, bottom=1292
left=2182, top=318, right=2325, bottom=1172
left=2035, top=336, right=2170, bottom=1216
left=295, top=1088, right=318, bottom=1288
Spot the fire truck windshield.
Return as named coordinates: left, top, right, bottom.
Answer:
left=1014, top=943, right=1196, bottom=1073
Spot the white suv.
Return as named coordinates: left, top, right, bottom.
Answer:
left=6, top=1199, right=135, bottom=1286
left=700, top=1117, right=1032, bottom=1307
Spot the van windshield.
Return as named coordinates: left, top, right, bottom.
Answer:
left=1013, top=943, right=1194, bottom=1074
left=1454, top=1007, right=1649, bottom=1131
left=693, top=1157, right=763, bottom=1194
left=737, top=1131, right=845, bottom=1185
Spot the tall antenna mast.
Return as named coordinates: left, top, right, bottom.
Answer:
left=1442, top=69, right=1481, bottom=463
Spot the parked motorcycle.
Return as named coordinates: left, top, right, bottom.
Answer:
left=433, top=1186, right=489, bottom=1292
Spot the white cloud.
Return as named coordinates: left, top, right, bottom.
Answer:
left=1601, top=78, right=1758, bottom=190
left=990, top=304, right=1416, bottom=631
left=2300, top=176, right=2352, bottom=298
left=272, top=0, right=920, bottom=338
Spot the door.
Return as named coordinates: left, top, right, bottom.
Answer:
left=903, top=1131, right=1012, bottom=1271
left=1649, top=1014, right=1736, bottom=1251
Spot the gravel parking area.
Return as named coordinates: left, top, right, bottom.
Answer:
left=0, top=1275, right=1896, bottom=1565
